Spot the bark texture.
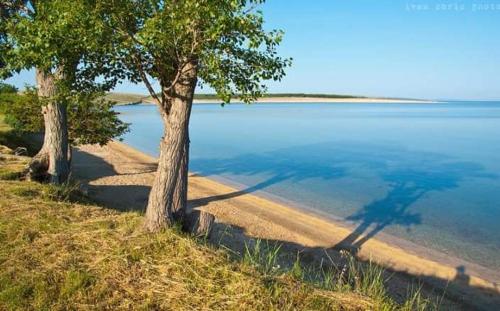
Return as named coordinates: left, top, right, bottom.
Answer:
left=144, top=61, right=197, bottom=232
left=26, top=68, right=69, bottom=184
left=171, top=139, right=189, bottom=222
left=184, top=209, right=215, bottom=238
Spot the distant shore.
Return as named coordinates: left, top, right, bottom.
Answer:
left=159, top=97, right=437, bottom=104
left=106, top=92, right=438, bottom=105
left=73, top=140, right=499, bottom=309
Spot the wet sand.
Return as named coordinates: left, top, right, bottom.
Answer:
left=72, top=141, right=500, bottom=309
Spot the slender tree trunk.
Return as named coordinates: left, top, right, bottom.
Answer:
left=144, top=62, right=197, bottom=232
left=27, top=68, right=69, bottom=184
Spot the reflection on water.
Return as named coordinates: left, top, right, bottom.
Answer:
left=116, top=102, right=500, bottom=270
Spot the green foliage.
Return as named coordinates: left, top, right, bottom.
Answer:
left=0, top=1, right=28, bottom=74
left=1, top=1, right=129, bottom=152
left=0, top=82, right=17, bottom=94
left=0, top=88, right=128, bottom=146
left=104, top=0, right=291, bottom=104
left=0, top=88, right=44, bottom=132
left=1, top=1, right=122, bottom=91
left=66, top=92, right=129, bottom=146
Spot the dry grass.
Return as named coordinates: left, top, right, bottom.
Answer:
left=0, top=175, right=375, bottom=310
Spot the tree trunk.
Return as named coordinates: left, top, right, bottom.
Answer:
left=44, top=100, right=69, bottom=184
left=144, top=62, right=197, bottom=232
left=171, top=138, right=189, bottom=222
left=26, top=68, right=70, bottom=184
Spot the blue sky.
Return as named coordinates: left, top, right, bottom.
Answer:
left=5, top=0, right=500, bottom=100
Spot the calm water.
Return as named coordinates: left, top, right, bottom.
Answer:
left=116, top=102, right=500, bottom=272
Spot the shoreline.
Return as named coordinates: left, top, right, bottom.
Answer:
left=144, top=97, right=439, bottom=105
left=196, top=97, right=438, bottom=104
left=73, top=140, right=500, bottom=308
left=199, top=173, right=500, bottom=282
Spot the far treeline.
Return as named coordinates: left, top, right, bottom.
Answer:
left=195, top=93, right=364, bottom=99
left=0, top=0, right=291, bottom=234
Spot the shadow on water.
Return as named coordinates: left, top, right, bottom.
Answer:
left=190, top=153, right=347, bottom=208
left=191, top=141, right=496, bottom=252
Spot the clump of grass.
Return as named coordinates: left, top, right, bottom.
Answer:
left=400, top=284, right=438, bottom=311
left=60, top=269, right=95, bottom=300
left=243, top=239, right=282, bottom=276
left=42, top=179, right=88, bottom=203
left=0, top=169, right=22, bottom=181
left=10, top=186, right=41, bottom=198
left=240, top=240, right=440, bottom=310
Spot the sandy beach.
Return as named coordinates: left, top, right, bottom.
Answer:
left=72, top=141, right=500, bottom=309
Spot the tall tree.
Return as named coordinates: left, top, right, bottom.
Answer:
left=105, top=0, right=291, bottom=232
left=1, top=0, right=124, bottom=183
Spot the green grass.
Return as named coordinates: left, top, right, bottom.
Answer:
left=0, top=116, right=438, bottom=310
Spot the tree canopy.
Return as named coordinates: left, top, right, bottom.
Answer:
left=104, top=0, right=291, bottom=107
left=0, top=1, right=129, bottom=147
left=1, top=0, right=123, bottom=93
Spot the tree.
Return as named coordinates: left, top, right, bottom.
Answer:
left=0, top=87, right=128, bottom=155
left=105, top=0, right=291, bottom=232
left=1, top=0, right=125, bottom=183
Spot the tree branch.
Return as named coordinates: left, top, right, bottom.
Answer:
left=132, top=53, right=160, bottom=106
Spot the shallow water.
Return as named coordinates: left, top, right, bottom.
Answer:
left=115, top=102, right=500, bottom=272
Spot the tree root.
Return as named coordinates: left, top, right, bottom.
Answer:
left=25, top=149, right=49, bottom=182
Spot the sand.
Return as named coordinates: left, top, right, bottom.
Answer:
left=72, top=141, right=499, bottom=309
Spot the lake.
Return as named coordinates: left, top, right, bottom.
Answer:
left=115, top=102, right=500, bottom=274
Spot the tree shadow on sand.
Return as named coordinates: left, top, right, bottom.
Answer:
left=72, top=147, right=155, bottom=212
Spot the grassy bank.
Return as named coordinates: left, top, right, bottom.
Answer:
left=0, top=118, right=437, bottom=310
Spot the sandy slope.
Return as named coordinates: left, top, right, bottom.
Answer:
left=72, top=141, right=499, bottom=309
